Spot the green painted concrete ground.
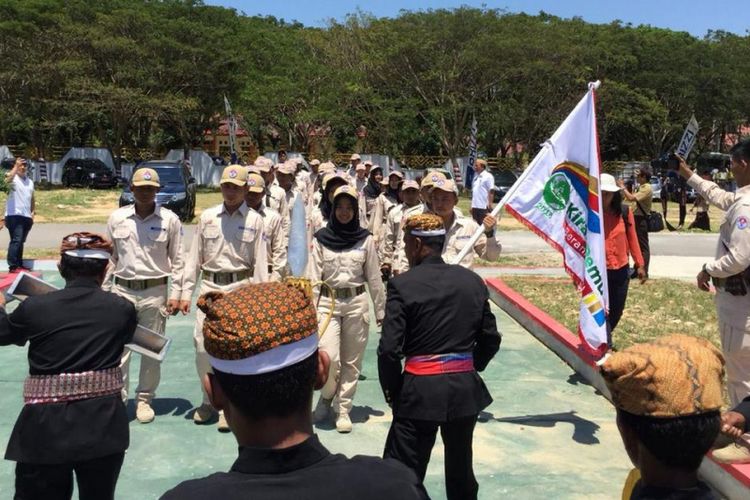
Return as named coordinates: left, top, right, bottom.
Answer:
left=0, top=271, right=631, bottom=499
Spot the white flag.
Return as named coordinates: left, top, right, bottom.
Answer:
left=505, top=82, right=608, bottom=356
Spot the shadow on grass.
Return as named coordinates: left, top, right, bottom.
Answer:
left=480, top=410, right=601, bottom=445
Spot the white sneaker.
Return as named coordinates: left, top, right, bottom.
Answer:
left=136, top=401, right=155, bottom=424
left=336, top=413, right=352, bottom=433
left=193, top=403, right=217, bottom=424
left=313, top=397, right=332, bottom=423
left=217, top=411, right=230, bottom=433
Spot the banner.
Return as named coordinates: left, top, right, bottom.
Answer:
left=676, top=115, right=699, bottom=159
left=465, top=114, right=478, bottom=188
left=223, top=95, right=238, bottom=163
left=504, top=82, right=608, bottom=356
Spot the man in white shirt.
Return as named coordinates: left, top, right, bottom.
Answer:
left=470, top=159, right=495, bottom=225
left=2, top=158, right=35, bottom=273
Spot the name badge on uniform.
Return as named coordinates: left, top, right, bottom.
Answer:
left=737, top=216, right=748, bottom=230
left=457, top=235, right=471, bottom=240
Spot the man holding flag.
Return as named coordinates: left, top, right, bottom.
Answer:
left=462, top=81, right=609, bottom=355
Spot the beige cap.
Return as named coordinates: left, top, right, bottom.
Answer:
left=322, top=173, right=349, bottom=191
left=350, top=153, right=361, bottom=161
left=388, top=170, right=404, bottom=179
left=364, top=160, right=373, bottom=166
left=333, top=185, right=359, bottom=201
left=253, top=157, right=273, bottom=172
left=247, top=165, right=261, bottom=175
left=401, top=180, right=419, bottom=191
left=431, top=178, right=458, bottom=194
left=131, top=168, right=160, bottom=187
left=221, top=165, right=249, bottom=186
left=277, top=161, right=296, bottom=175
left=355, top=163, right=366, bottom=171
left=318, top=162, right=337, bottom=175
left=310, top=159, right=321, bottom=166
left=246, top=173, right=265, bottom=193
left=421, top=171, right=447, bottom=188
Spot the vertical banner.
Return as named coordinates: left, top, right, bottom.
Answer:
left=465, top=114, right=478, bottom=188
left=224, top=95, right=238, bottom=164
left=503, top=82, right=608, bottom=357
left=675, top=115, right=699, bottom=159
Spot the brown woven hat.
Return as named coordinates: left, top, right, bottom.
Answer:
left=600, top=334, right=724, bottom=417
left=198, top=282, right=319, bottom=375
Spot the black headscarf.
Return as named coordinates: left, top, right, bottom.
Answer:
left=385, top=175, right=401, bottom=203
left=314, top=191, right=370, bottom=251
left=363, top=167, right=383, bottom=199
left=319, top=176, right=349, bottom=220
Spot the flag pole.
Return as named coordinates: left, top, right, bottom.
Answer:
left=451, top=81, right=601, bottom=266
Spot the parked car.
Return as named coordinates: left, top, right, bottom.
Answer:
left=491, top=169, right=519, bottom=203
left=650, top=176, right=662, bottom=200
left=119, top=161, right=197, bottom=221
left=61, top=158, right=118, bottom=188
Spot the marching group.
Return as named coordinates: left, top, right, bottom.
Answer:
left=0, top=139, right=749, bottom=499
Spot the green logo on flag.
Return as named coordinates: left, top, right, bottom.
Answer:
left=542, top=173, right=571, bottom=211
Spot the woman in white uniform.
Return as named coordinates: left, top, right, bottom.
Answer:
left=310, top=185, right=385, bottom=433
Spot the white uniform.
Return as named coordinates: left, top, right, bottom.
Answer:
left=441, top=215, right=502, bottom=269
left=181, top=203, right=268, bottom=405
left=252, top=204, right=286, bottom=281
left=309, top=235, right=385, bottom=418
left=104, top=205, right=185, bottom=404
left=688, top=173, right=750, bottom=406
left=368, top=193, right=398, bottom=250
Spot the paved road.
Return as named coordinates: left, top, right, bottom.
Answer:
left=1, top=224, right=719, bottom=258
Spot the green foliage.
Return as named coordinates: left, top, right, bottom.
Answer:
left=1, top=3, right=749, bottom=160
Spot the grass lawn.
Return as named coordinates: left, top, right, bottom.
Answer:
left=501, top=275, right=719, bottom=352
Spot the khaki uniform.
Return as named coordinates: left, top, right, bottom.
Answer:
left=181, top=203, right=269, bottom=404
left=104, top=205, right=185, bottom=404
left=688, top=174, right=750, bottom=405
left=369, top=193, right=398, bottom=250
left=631, top=183, right=653, bottom=216
left=253, top=204, right=286, bottom=281
left=441, top=215, right=502, bottom=269
left=309, top=235, right=385, bottom=417
left=381, top=203, right=425, bottom=274
left=266, top=183, right=290, bottom=239
left=355, top=177, right=367, bottom=194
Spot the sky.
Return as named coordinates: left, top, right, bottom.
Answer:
left=206, top=0, right=747, bottom=37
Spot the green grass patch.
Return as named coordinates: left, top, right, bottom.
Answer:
left=501, top=275, right=719, bottom=351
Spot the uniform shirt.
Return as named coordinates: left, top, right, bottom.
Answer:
left=251, top=204, right=286, bottom=282
left=369, top=193, right=398, bottom=247
left=0, top=278, right=137, bottom=463
left=378, top=255, right=501, bottom=421
left=181, top=203, right=268, bottom=301
left=688, top=174, right=750, bottom=278
left=355, top=176, right=367, bottom=194
left=471, top=169, right=494, bottom=209
left=631, top=182, right=653, bottom=216
left=381, top=203, right=424, bottom=273
left=688, top=174, right=750, bottom=330
left=5, top=174, right=34, bottom=217
left=309, top=235, right=386, bottom=320
left=161, top=435, right=428, bottom=500
left=441, top=214, right=502, bottom=268
left=104, top=205, right=186, bottom=300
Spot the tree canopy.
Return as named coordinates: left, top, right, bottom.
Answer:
left=1, top=1, right=748, bottom=162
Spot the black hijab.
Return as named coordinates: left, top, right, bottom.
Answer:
left=363, top=167, right=383, bottom=199
left=315, top=191, right=370, bottom=251
left=385, top=175, right=401, bottom=203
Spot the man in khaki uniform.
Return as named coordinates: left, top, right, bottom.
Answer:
left=354, top=163, right=368, bottom=194
left=252, top=157, right=290, bottom=243
left=182, top=165, right=269, bottom=431
left=347, top=153, right=361, bottom=179
left=430, top=178, right=501, bottom=269
left=679, top=147, right=750, bottom=410
left=620, top=167, right=653, bottom=276
left=277, top=161, right=304, bottom=212
left=246, top=173, right=286, bottom=281
left=420, top=171, right=446, bottom=212
left=381, top=180, right=424, bottom=277
left=104, top=167, right=186, bottom=423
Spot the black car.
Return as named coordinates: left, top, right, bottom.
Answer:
left=119, top=161, right=197, bottom=221
left=491, top=169, right=519, bottom=203
left=61, top=158, right=119, bottom=188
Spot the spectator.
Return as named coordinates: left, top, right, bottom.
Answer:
left=470, top=159, right=494, bottom=225
left=2, top=157, right=35, bottom=273
left=601, top=174, right=646, bottom=344
left=601, top=334, right=724, bottom=499
left=619, top=167, right=652, bottom=278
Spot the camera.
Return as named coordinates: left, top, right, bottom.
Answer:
left=667, top=153, right=680, bottom=171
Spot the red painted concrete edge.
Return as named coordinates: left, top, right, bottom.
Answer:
left=486, top=276, right=750, bottom=492
left=485, top=277, right=599, bottom=368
